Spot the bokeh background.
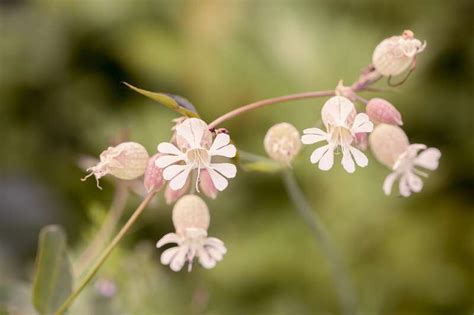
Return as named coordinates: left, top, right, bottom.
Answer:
left=1, top=1, right=473, bottom=314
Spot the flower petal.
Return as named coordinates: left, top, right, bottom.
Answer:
left=322, top=96, right=355, bottom=126
left=318, top=144, right=335, bottom=171
left=310, top=144, right=330, bottom=164
left=169, top=245, right=188, bottom=272
left=206, top=167, right=229, bottom=191
left=198, top=248, right=217, bottom=269
left=301, top=128, right=327, bottom=144
left=157, top=142, right=183, bottom=155
left=209, top=133, right=230, bottom=151
left=161, top=246, right=180, bottom=265
left=163, top=164, right=189, bottom=180
left=168, top=166, right=193, bottom=190
left=351, top=113, right=374, bottom=133
left=341, top=146, right=355, bottom=173
left=407, top=172, right=423, bottom=193
left=210, top=163, right=237, bottom=178
left=383, top=172, right=399, bottom=195
left=414, top=148, right=441, bottom=170
left=156, top=233, right=181, bottom=248
left=176, top=118, right=208, bottom=149
left=399, top=174, right=412, bottom=197
left=349, top=145, right=369, bottom=167
left=155, top=154, right=185, bottom=168
left=211, top=144, right=237, bottom=158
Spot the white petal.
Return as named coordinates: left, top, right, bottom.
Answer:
left=414, top=148, right=441, bottom=170
left=211, top=144, right=237, bottom=158
left=407, top=172, right=423, bottom=193
left=318, top=144, right=335, bottom=171
left=206, top=246, right=224, bottom=261
left=206, top=237, right=226, bottom=250
left=341, top=146, right=355, bottom=173
left=301, top=129, right=327, bottom=144
left=383, top=172, right=399, bottom=195
left=351, top=113, right=374, bottom=133
left=206, top=167, right=229, bottom=191
left=349, top=145, right=369, bottom=167
left=169, top=245, right=188, bottom=272
left=210, top=163, right=237, bottom=178
left=163, top=164, right=188, bottom=180
left=155, top=154, right=185, bottom=168
left=161, top=246, right=180, bottom=265
left=209, top=133, right=230, bottom=152
left=198, top=248, right=216, bottom=269
left=169, top=166, right=193, bottom=190
left=399, top=174, right=412, bottom=197
left=322, top=96, right=355, bottom=126
left=176, top=118, right=208, bottom=149
left=310, top=144, right=330, bottom=164
left=157, top=142, right=183, bottom=155
left=156, top=233, right=181, bottom=248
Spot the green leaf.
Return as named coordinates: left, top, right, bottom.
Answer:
left=241, top=160, right=285, bottom=173
left=32, top=225, right=73, bottom=315
left=123, top=82, right=199, bottom=118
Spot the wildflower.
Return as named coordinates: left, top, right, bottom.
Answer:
left=156, top=118, right=237, bottom=191
left=366, top=98, right=403, bottom=126
left=156, top=195, right=227, bottom=272
left=264, top=122, right=301, bottom=164
left=301, top=96, right=373, bottom=173
left=372, top=30, right=426, bottom=76
left=370, top=124, right=441, bottom=197
left=82, top=142, right=149, bottom=189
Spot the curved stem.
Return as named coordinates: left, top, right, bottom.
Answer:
left=208, top=90, right=335, bottom=129
left=54, top=191, right=157, bottom=315
left=282, top=170, right=357, bottom=315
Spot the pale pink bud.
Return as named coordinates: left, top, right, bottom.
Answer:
left=172, top=195, right=210, bottom=235
left=165, top=177, right=190, bottom=205
left=264, top=122, right=301, bottom=164
left=199, top=169, right=218, bottom=199
left=82, top=142, right=149, bottom=189
left=354, top=133, right=368, bottom=151
left=369, top=124, right=409, bottom=168
left=366, top=98, right=403, bottom=126
left=144, top=153, right=165, bottom=193
left=372, top=30, right=426, bottom=76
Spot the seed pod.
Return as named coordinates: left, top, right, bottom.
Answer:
left=369, top=124, right=409, bottom=168
left=172, top=195, right=210, bottom=235
left=82, top=142, right=149, bottom=189
left=372, top=30, right=426, bottom=76
left=264, top=122, right=301, bottom=164
left=144, top=153, right=165, bottom=192
left=366, top=98, right=403, bottom=126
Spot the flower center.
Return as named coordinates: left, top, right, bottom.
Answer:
left=328, top=126, right=353, bottom=146
left=186, top=148, right=211, bottom=168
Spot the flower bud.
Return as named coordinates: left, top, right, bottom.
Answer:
left=366, top=98, right=403, bottom=126
left=82, top=142, right=149, bottom=189
left=369, top=124, right=409, bottom=168
left=199, top=169, right=218, bottom=199
left=372, top=30, right=426, bottom=76
left=172, top=195, right=210, bottom=235
left=144, top=153, right=165, bottom=192
left=264, top=122, right=301, bottom=164
left=165, top=177, right=190, bottom=204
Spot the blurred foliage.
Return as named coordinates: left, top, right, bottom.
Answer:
left=0, top=0, right=473, bottom=314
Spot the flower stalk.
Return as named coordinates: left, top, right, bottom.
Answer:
left=282, top=170, right=357, bottom=315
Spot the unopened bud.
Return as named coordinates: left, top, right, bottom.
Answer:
left=366, top=98, right=403, bottom=126
left=82, top=142, right=149, bottom=189
left=264, top=122, right=301, bottom=164
left=372, top=30, right=426, bottom=76
left=144, top=153, right=165, bottom=192
left=172, top=195, right=210, bottom=235
left=165, top=177, right=190, bottom=204
left=369, top=124, right=409, bottom=168
left=199, top=169, right=218, bottom=199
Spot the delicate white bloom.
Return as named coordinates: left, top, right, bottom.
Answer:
left=155, top=118, right=237, bottom=192
left=372, top=30, right=426, bottom=76
left=383, top=144, right=441, bottom=197
left=156, top=195, right=227, bottom=272
left=301, top=96, right=374, bottom=173
left=82, top=142, right=149, bottom=189
left=264, top=122, right=301, bottom=164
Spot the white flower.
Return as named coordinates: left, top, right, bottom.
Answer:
left=156, top=195, right=227, bottom=272
left=383, top=144, right=441, bottom=197
left=155, top=118, right=237, bottom=191
left=301, top=96, right=374, bottom=173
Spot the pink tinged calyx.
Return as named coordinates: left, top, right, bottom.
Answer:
left=366, top=98, right=403, bottom=126
left=144, top=153, right=165, bottom=193
left=82, top=142, right=149, bottom=189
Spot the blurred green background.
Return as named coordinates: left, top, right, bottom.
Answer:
left=1, top=1, right=473, bottom=314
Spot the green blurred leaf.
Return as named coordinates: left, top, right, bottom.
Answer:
left=123, top=82, right=199, bottom=118
left=241, top=160, right=285, bottom=173
left=32, top=225, right=73, bottom=315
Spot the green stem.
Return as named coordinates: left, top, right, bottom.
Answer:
left=282, top=170, right=357, bottom=315
left=54, top=191, right=157, bottom=315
